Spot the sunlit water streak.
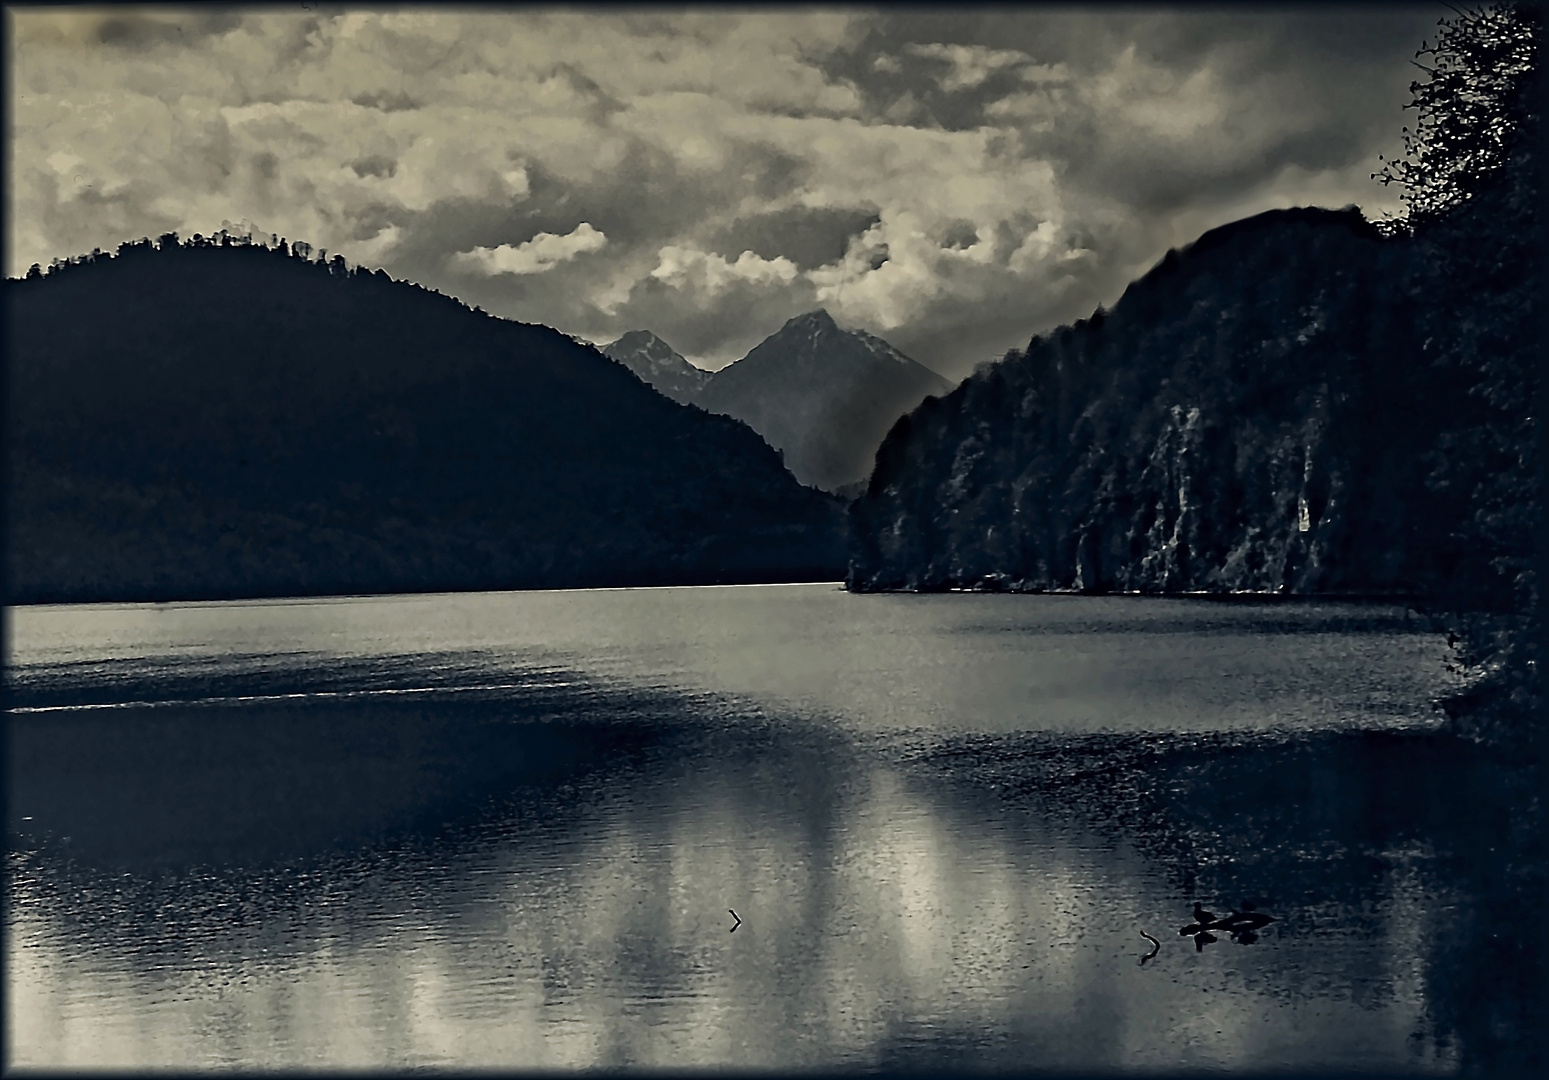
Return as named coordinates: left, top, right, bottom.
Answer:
left=7, top=585, right=1456, bottom=732
left=8, top=680, right=588, bottom=714
left=4, top=586, right=1480, bottom=1070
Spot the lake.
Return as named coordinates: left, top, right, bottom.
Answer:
left=5, top=584, right=1533, bottom=1071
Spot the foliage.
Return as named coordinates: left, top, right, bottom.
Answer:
left=849, top=4, right=1542, bottom=748
left=1373, top=2, right=1540, bottom=224
left=1382, top=3, right=1542, bottom=745
left=848, top=208, right=1444, bottom=598
left=4, top=235, right=847, bottom=601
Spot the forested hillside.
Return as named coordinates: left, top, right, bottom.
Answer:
left=5, top=235, right=847, bottom=602
left=849, top=207, right=1448, bottom=596
left=848, top=1, right=1539, bottom=743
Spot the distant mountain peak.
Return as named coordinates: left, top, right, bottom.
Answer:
left=612, top=328, right=674, bottom=350
left=788, top=309, right=838, bottom=328
left=601, top=330, right=711, bottom=405
left=694, top=313, right=953, bottom=492
left=852, top=328, right=921, bottom=368
left=765, top=310, right=923, bottom=372
left=779, top=309, right=841, bottom=340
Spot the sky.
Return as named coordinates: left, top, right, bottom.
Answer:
left=8, top=4, right=1444, bottom=378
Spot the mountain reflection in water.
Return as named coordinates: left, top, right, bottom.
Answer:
left=4, top=588, right=1539, bottom=1072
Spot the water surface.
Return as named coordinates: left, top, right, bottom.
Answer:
left=10, top=585, right=1524, bottom=1071
left=8, top=585, right=1453, bottom=732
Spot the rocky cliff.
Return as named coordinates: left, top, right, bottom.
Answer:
left=849, top=207, right=1461, bottom=596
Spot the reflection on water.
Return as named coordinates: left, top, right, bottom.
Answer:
left=6, top=723, right=1465, bottom=1072
left=4, top=588, right=1536, bottom=1071
left=6, top=586, right=1457, bottom=733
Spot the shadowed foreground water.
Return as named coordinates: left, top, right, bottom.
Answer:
left=5, top=587, right=1541, bottom=1072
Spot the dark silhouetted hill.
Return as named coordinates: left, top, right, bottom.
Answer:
left=693, top=310, right=953, bottom=493
left=4, top=234, right=847, bottom=603
left=848, top=207, right=1466, bottom=596
left=600, top=330, right=712, bottom=404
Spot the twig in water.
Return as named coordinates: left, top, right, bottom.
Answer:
left=1138, top=930, right=1160, bottom=966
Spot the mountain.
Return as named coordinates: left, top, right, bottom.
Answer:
left=848, top=207, right=1464, bottom=596
left=600, top=330, right=712, bottom=404
left=693, top=310, right=954, bottom=493
left=4, top=235, right=847, bottom=603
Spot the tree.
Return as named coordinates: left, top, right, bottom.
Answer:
left=1375, top=20, right=1543, bottom=1069
left=1375, top=4, right=1541, bottom=745
left=1374, top=2, right=1540, bottom=225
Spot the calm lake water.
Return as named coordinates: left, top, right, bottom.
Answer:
left=4, top=585, right=1531, bottom=1071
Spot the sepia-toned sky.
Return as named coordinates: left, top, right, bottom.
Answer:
left=8, top=5, right=1441, bottom=376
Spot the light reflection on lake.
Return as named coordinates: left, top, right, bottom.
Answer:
left=3, top=586, right=1500, bottom=1070
left=6, top=585, right=1456, bottom=733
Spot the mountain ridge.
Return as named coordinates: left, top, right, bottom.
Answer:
left=847, top=206, right=1460, bottom=596
left=5, top=235, right=848, bottom=603
left=692, top=309, right=954, bottom=493
left=600, top=330, right=712, bottom=404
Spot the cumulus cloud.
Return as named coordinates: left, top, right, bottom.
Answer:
left=8, top=6, right=1438, bottom=376
left=903, top=42, right=1035, bottom=91
left=651, top=246, right=800, bottom=293
left=453, top=222, right=607, bottom=276
left=354, top=223, right=405, bottom=264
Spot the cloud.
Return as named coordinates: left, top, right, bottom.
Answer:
left=8, top=6, right=1441, bottom=378
left=354, top=223, right=404, bottom=264
left=807, top=207, right=1025, bottom=335
left=1007, top=220, right=1061, bottom=275
left=650, top=247, right=800, bottom=293
left=453, top=222, right=607, bottom=276
left=11, top=9, right=242, bottom=50
left=904, top=42, right=1034, bottom=91
left=708, top=205, right=881, bottom=271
